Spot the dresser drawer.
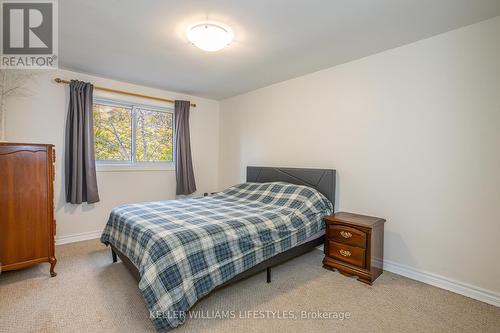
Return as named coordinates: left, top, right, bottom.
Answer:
left=327, top=241, right=366, bottom=268
left=327, top=225, right=366, bottom=248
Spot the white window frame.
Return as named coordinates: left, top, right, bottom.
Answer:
left=93, top=97, right=175, bottom=172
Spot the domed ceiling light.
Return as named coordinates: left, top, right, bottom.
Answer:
left=186, top=21, right=233, bottom=52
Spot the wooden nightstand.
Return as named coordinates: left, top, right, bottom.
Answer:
left=323, top=212, right=386, bottom=285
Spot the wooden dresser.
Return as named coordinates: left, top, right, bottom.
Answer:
left=0, top=143, right=57, bottom=276
left=323, top=212, right=385, bottom=285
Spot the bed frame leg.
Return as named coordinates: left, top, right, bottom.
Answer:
left=111, top=249, right=117, bottom=263
left=266, top=267, right=271, bottom=283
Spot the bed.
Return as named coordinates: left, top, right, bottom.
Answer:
left=101, top=166, right=336, bottom=331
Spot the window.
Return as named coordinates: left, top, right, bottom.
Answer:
left=93, top=98, right=174, bottom=167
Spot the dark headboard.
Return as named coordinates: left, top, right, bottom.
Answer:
left=246, top=166, right=336, bottom=205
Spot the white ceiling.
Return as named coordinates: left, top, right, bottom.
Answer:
left=59, top=0, right=500, bottom=100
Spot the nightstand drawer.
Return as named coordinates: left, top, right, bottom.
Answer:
left=327, top=241, right=366, bottom=268
left=327, top=225, right=366, bottom=248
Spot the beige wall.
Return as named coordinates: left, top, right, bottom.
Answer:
left=5, top=68, right=219, bottom=239
left=219, top=17, right=500, bottom=293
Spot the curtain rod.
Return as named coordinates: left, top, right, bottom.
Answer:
left=53, top=78, right=196, bottom=107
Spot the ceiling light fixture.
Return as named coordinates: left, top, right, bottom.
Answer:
left=187, top=21, right=233, bottom=52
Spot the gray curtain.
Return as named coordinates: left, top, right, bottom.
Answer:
left=175, top=100, right=196, bottom=195
left=65, top=80, right=100, bottom=204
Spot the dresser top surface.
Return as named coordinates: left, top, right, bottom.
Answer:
left=0, top=142, right=54, bottom=147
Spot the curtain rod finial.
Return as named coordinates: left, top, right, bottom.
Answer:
left=54, top=78, right=62, bottom=83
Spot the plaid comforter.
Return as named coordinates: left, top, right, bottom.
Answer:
left=100, top=182, right=333, bottom=331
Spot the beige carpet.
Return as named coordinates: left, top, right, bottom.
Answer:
left=0, top=239, right=498, bottom=333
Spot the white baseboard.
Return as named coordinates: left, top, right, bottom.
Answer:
left=55, top=230, right=102, bottom=245
left=383, top=259, right=500, bottom=307
left=315, top=248, right=499, bottom=307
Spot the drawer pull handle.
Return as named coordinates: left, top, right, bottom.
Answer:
left=340, top=231, right=352, bottom=239
left=339, top=249, right=351, bottom=257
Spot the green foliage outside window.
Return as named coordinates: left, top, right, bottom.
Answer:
left=93, top=104, right=132, bottom=161
left=93, top=102, right=173, bottom=163
left=135, top=108, right=173, bottom=162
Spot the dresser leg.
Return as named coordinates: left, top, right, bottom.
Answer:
left=49, top=257, right=57, bottom=277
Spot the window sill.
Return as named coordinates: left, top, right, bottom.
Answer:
left=96, top=163, right=175, bottom=172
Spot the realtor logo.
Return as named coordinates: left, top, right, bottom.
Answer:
left=1, top=0, right=58, bottom=68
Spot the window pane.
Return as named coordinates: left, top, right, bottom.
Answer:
left=135, top=109, right=173, bottom=162
left=93, top=104, right=132, bottom=161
